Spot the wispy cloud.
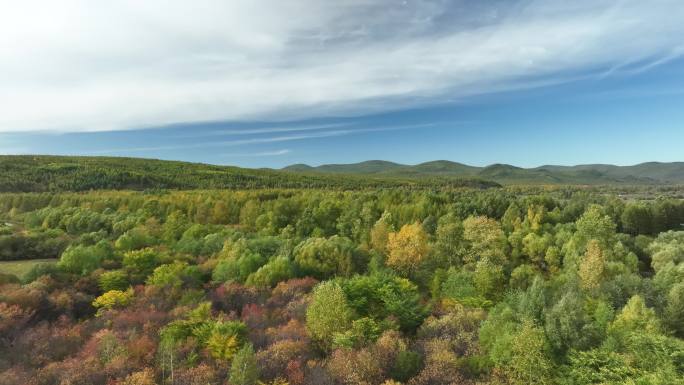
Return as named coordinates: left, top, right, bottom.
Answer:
left=90, top=123, right=431, bottom=154
left=222, top=149, right=291, bottom=157
left=173, top=123, right=349, bottom=138
left=1, top=1, right=683, bottom=132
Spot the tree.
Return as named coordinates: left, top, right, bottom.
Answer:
left=163, top=210, right=189, bottom=242
left=207, top=331, right=239, bottom=361
left=146, top=261, right=188, bottom=288
left=58, top=240, right=112, bottom=275
left=440, top=268, right=481, bottom=306
left=575, top=205, right=616, bottom=249
left=293, top=236, right=355, bottom=279
left=229, top=343, right=259, bottom=385
left=610, top=295, right=661, bottom=336
left=122, top=247, right=159, bottom=280
left=544, top=291, right=594, bottom=354
left=332, top=317, right=382, bottom=349
left=213, top=250, right=266, bottom=284
left=501, top=202, right=523, bottom=233
left=115, top=227, right=157, bottom=251
left=390, top=350, right=422, bottom=382
left=566, top=349, right=636, bottom=384
left=341, top=273, right=427, bottom=332
left=648, top=231, right=684, bottom=272
left=386, top=223, right=429, bottom=275
left=370, top=211, right=394, bottom=253
left=305, top=281, right=354, bottom=351
left=121, top=368, right=156, bottom=385
left=522, top=232, right=552, bottom=266
left=211, top=201, right=231, bottom=224
left=326, top=348, right=384, bottom=385
left=506, top=319, right=553, bottom=385
left=433, top=213, right=466, bottom=267
left=473, top=257, right=505, bottom=301
left=98, top=270, right=129, bottom=292
left=664, top=282, right=684, bottom=337
left=245, top=256, right=295, bottom=287
left=462, top=216, right=507, bottom=265
left=621, top=203, right=653, bottom=235
left=92, top=288, right=134, bottom=313
left=578, top=240, right=606, bottom=292
left=206, top=320, right=248, bottom=361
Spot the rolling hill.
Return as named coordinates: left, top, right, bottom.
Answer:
left=0, top=155, right=497, bottom=192
left=1, top=155, right=681, bottom=193
left=283, top=160, right=684, bottom=185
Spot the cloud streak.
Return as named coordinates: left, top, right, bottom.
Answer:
left=222, top=149, right=291, bottom=157
left=89, top=123, right=432, bottom=154
left=1, top=0, right=683, bottom=132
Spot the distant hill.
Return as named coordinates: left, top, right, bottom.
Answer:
left=283, top=160, right=684, bottom=185
left=0, top=155, right=497, bottom=192
left=1, top=155, right=680, bottom=193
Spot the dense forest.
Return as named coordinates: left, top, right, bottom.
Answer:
left=1, top=183, right=683, bottom=385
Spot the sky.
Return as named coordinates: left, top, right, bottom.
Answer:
left=1, top=0, right=683, bottom=168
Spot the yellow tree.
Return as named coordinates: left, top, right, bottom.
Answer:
left=462, top=216, right=507, bottom=265
left=578, top=240, right=606, bottom=292
left=370, top=211, right=394, bottom=253
left=386, top=223, right=429, bottom=275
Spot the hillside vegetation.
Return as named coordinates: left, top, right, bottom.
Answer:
left=283, top=160, right=684, bottom=184
left=0, top=155, right=497, bottom=192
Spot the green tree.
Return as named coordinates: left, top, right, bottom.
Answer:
left=433, top=213, right=466, bottom=267
left=98, top=270, right=129, bottom=292
left=473, top=257, right=505, bottom=301
left=341, top=273, right=427, bottom=332
left=621, top=203, right=653, bottom=235
left=229, top=343, right=258, bottom=385
left=544, top=291, right=594, bottom=354
left=294, top=236, right=355, bottom=279
left=506, top=319, right=553, bottom=385
left=607, top=295, right=661, bottom=350
left=664, top=282, right=684, bottom=337
left=306, top=281, right=354, bottom=351
left=245, top=256, right=294, bottom=287
left=575, top=205, right=616, bottom=249
left=58, top=240, right=112, bottom=275
left=163, top=210, right=189, bottom=242
left=122, top=247, right=159, bottom=280
left=648, top=231, right=684, bottom=272
left=146, top=261, right=188, bottom=288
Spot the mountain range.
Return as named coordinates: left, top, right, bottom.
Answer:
left=1, top=155, right=683, bottom=193
left=0, top=155, right=496, bottom=192
left=283, top=160, right=684, bottom=184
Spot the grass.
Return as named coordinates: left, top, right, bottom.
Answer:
left=0, top=259, right=57, bottom=280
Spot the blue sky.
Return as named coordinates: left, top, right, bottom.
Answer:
left=1, top=1, right=683, bottom=168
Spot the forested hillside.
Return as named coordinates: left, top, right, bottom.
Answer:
left=284, top=160, right=684, bottom=185
left=0, top=156, right=497, bottom=192
left=1, top=187, right=683, bottom=384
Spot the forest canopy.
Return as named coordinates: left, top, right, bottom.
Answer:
left=1, top=185, right=683, bottom=385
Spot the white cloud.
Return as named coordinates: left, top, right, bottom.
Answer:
left=0, top=0, right=683, bottom=132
